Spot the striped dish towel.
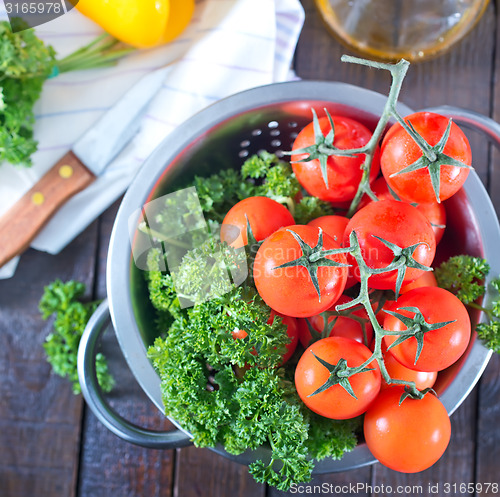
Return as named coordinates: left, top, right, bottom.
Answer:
left=0, top=0, right=305, bottom=279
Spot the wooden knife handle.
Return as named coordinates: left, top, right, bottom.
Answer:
left=0, top=151, right=96, bottom=267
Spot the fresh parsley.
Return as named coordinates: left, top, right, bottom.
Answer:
left=39, top=279, right=114, bottom=394
left=435, top=255, right=500, bottom=354
left=0, top=21, right=131, bottom=167
left=434, top=255, right=490, bottom=304
left=0, top=21, right=56, bottom=167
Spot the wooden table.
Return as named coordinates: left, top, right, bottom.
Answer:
left=1, top=0, right=500, bottom=495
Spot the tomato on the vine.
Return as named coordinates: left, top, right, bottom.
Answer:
left=343, top=199, right=436, bottom=291
left=364, top=387, right=451, bottom=473
left=300, top=295, right=374, bottom=348
left=307, top=215, right=349, bottom=246
left=400, top=271, right=437, bottom=293
left=381, top=349, right=437, bottom=391
left=221, top=196, right=294, bottom=248
left=291, top=112, right=380, bottom=203
left=374, top=276, right=438, bottom=326
left=253, top=225, right=348, bottom=318
left=361, top=177, right=447, bottom=244
left=383, top=287, right=471, bottom=372
left=380, top=112, right=471, bottom=203
left=295, top=336, right=381, bottom=419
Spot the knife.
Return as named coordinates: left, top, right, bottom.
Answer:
left=0, top=65, right=171, bottom=268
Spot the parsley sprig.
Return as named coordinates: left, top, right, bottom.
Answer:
left=0, top=22, right=131, bottom=167
left=191, top=151, right=334, bottom=224
left=39, top=279, right=114, bottom=394
left=435, top=255, right=500, bottom=353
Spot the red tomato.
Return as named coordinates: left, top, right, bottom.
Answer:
left=373, top=295, right=396, bottom=326
left=381, top=349, right=437, bottom=391
left=295, top=336, right=381, bottom=419
left=414, top=201, right=446, bottom=245
left=300, top=295, right=374, bottom=348
left=360, top=177, right=447, bottom=244
left=220, top=196, right=294, bottom=248
left=374, top=276, right=438, bottom=327
left=343, top=199, right=436, bottom=291
left=307, top=215, right=349, bottom=246
left=253, top=225, right=348, bottom=318
left=231, top=328, right=249, bottom=340
left=296, top=317, right=310, bottom=347
left=383, top=287, right=471, bottom=372
left=291, top=113, right=380, bottom=203
left=400, top=271, right=437, bottom=293
left=380, top=112, right=471, bottom=203
left=364, top=387, right=451, bottom=473
left=231, top=311, right=299, bottom=366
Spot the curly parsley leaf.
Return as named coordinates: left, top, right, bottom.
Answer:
left=303, top=411, right=359, bottom=460
left=476, top=320, right=500, bottom=354
left=170, top=237, right=247, bottom=308
left=475, top=276, right=500, bottom=354
left=0, top=21, right=56, bottom=167
left=240, top=150, right=301, bottom=200
left=193, top=168, right=242, bottom=222
left=183, top=152, right=334, bottom=227
left=434, top=255, right=489, bottom=304
left=0, top=23, right=130, bottom=168
left=435, top=255, right=500, bottom=354
left=39, top=279, right=114, bottom=395
left=146, top=248, right=183, bottom=318
left=294, top=195, right=335, bottom=225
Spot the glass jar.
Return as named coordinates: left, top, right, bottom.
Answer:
left=314, top=0, right=489, bottom=62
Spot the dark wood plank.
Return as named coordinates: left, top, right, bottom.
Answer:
left=268, top=468, right=372, bottom=497
left=475, top=13, right=500, bottom=491
left=77, top=200, right=176, bottom=497
left=490, top=12, right=500, bottom=218
left=173, top=447, right=265, bottom=497
left=475, top=354, right=500, bottom=495
left=0, top=223, right=98, bottom=497
left=76, top=334, right=176, bottom=497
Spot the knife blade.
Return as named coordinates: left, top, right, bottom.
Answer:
left=0, top=65, right=171, bottom=268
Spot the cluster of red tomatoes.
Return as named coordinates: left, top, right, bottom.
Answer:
left=220, top=110, right=473, bottom=473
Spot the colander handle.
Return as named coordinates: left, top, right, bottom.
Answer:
left=423, top=105, right=500, bottom=147
left=77, top=299, right=192, bottom=449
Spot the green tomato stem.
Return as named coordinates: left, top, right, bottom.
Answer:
left=335, top=56, right=437, bottom=217
left=330, top=230, right=425, bottom=396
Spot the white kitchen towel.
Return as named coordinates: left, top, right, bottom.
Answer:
left=0, top=0, right=305, bottom=278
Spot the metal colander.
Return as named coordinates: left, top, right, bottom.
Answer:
left=79, top=80, right=500, bottom=473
